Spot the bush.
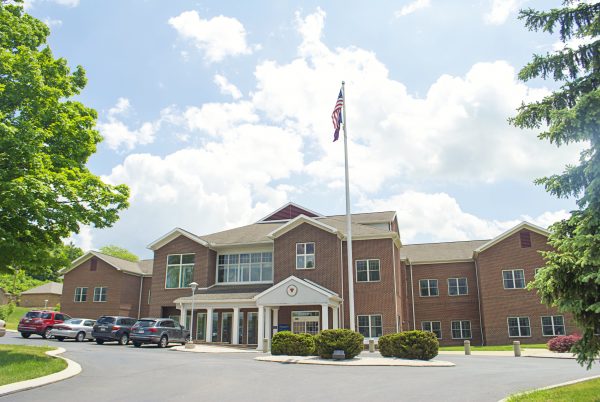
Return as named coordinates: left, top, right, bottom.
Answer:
left=271, top=331, right=315, bottom=356
left=379, top=330, right=439, bottom=360
left=53, top=303, right=61, bottom=312
left=547, top=334, right=582, bottom=353
left=314, top=329, right=364, bottom=359
left=0, top=302, right=15, bottom=321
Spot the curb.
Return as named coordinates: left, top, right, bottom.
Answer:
left=497, top=374, right=600, bottom=402
left=0, top=347, right=82, bottom=397
left=255, top=355, right=455, bottom=367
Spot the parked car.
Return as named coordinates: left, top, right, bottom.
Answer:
left=131, top=318, right=189, bottom=348
left=51, top=318, right=96, bottom=342
left=18, top=310, right=71, bottom=339
left=92, top=316, right=136, bottom=345
left=0, top=319, right=5, bottom=337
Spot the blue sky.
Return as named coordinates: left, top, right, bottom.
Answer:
left=24, top=0, right=581, bottom=258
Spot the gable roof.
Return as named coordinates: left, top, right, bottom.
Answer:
left=267, top=214, right=340, bottom=239
left=401, top=240, right=489, bottom=264
left=147, top=227, right=209, bottom=251
left=325, top=211, right=396, bottom=225
left=257, top=202, right=323, bottom=222
left=474, top=221, right=549, bottom=255
left=21, top=282, right=63, bottom=295
left=61, top=251, right=153, bottom=277
left=254, top=275, right=341, bottom=301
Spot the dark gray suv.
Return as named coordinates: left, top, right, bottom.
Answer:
left=92, top=316, right=136, bottom=345
left=130, top=318, right=189, bottom=348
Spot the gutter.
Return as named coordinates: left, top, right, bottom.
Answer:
left=474, top=257, right=485, bottom=346
left=409, top=260, right=416, bottom=330
left=137, top=276, right=143, bottom=319
left=392, top=240, right=399, bottom=332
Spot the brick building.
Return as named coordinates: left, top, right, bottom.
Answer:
left=60, top=203, right=573, bottom=349
left=20, top=282, right=62, bottom=308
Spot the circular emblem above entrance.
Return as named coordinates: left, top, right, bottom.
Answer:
left=286, top=284, right=298, bottom=297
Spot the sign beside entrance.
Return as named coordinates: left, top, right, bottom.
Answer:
left=278, top=324, right=290, bottom=332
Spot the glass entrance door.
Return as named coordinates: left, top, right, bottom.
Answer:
left=291, top=311, right=320, bottom=335
left=222, top=312, right=233, bottom=343
left=247, top=312, right=258, bottom=344
left=196, top=313, right=206, bottom=341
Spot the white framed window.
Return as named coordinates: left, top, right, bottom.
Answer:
left=421, top=321, right=442, bottom=339
left=419, top=279, right=439, bottom=297
left=448, top=278, right=468, bottom=296
left=541, top=316, right=565, bottom=336
left=503, top=269, right=525, bottom=289
left=296, top=242, right=315, bottom=269
left=356, top=259, right=381, bottom=282
left=93, top=287, right=107, bottom=302
left=451, top=320, right=471, bottom=339
left=507, top=317, right=531, bottom=337
left=217, top=252, right=273, bottom=284
left=165, top=254, right=195, bottom=289
left=357, top=314, right=383, bottom=338
left=74, top=287, right=87, bottom=302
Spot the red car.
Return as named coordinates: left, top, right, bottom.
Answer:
left=18, top=310, right=71, bottom=339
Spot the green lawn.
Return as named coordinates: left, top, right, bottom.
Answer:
left=507, top=377, right=600, bottom=401
left=0, top=345, right=67, bottom=386
left=3, top=306, right=46, bottom=330
left=439, top=344, right=547, bottom=351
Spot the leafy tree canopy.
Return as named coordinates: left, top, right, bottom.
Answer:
left=511, top=1, right=600, bottom=368
left=0, top=1, right=129, bottom=275
left=99, top=245, right=139, bottom=262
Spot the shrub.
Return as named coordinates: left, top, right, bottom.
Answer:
left=379, top=330, right=439, bottom=360
left=547, top=334, right=582, bottom=353
left=53, top=303, right=61, bottom=312
left=271, top=331, right=315, bottom=356
left=0, top=302, right=15, bottom=321
left=314, top=329, right=364, bottom=359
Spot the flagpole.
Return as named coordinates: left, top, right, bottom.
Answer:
left=341, top=81, right=355, bottom=331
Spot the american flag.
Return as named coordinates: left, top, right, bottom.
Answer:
left=331, top=88, right=344, bottom=142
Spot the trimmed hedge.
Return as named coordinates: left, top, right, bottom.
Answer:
left=547, top=334, right=581, bottom=353
left=379, top=330, right=439, bottom=360
left=271, top=331, right=315, bottom=356
left=314, top=329, right=364, bottom=359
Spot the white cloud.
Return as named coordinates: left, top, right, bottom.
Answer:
left=552, top=35, right=596, bottom=51
left=97, top=98, right=159, bottom=151
left=168, top=10, right=254, bottom=63
left=24, top=0, right=79, bottom=9
left=484, top=0, right=526, bottom=25
left=395, top=0, right=431, bottom=18
left=43, top=18, right=63, bottom=28
left=214, top=74, right=243, bottom=99
left=66, top=225, right=93, bottom=251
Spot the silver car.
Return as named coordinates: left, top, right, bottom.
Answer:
left=51, top=318, right=96, bottom=342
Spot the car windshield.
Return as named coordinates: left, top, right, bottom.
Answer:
left=136, top=320, right=156, bottom=327
left=25, top=312, right=41, bottom=318
left=96, top=317, right=116, bottom=324
left=65, top=319, right=82, bottom=325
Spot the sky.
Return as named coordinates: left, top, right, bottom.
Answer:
left=23, top=0, right=583, bottom=258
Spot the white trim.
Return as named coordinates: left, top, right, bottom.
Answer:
left=502, top=269, right=526, bottom=289
left=147, top=227, right=209, bottom=251
left=61, top=251, right=150, bottom=277
left=507, top=316, right=532, bottom=338
left=419, top=279, right=439, bottom=297
left=164, top=253, right=195, bottom=289
left=356, top=314, right=383, bottom=338
left=256, top=202, right=324, bottom=223
left=92, top=286, right=107, bottom=303
left=266, top=215, right=339, bottom=239
left=450, top=320, right=472, bottom=339
left=355, top=259, right=381, bottom=283
left=474, top=221, right=549, bottom=255
left=254, top=275, right=341, bottom=302
left=421, top=320, right=442, bottom=339
left=295, top=242, right=316, bottom=270
left=447, top=277, right=468, bottom=296
left=215, top=251, right=273, bottom=284
left=541, top=315, right=565, bottom=337
left=73, top=287, right=87, bottom=303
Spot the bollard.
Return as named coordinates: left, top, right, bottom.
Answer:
left=263, top=338, right=270, bottom=352
left=464, top=340, right=471, bottom=355
left=184, top=341, right=195, bottom=349
left=369, top=339, right=375, bottom=353
left=513, top=341, right=521, bottom=357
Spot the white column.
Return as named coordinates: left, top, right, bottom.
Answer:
left=272, top=308, right=279, bottom=334
left=232, top=307, right=240, bottom=345
left=265, top=307, right=272, bottom=342
left=332, top=306, right=339, bottom=329
left=179, top=304, right=187, bottom=328
left=321, top=304, right=329, bottom=331
left=256, top=306, right=265, bottom=351
left=205, top=307, right=214, bottom=343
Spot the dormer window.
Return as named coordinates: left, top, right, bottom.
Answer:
left=296, top=242, right=315, bottom=269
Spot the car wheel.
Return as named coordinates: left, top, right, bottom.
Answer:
left=158, top=335, right=168, bottom=348
left=75, top=332, right=85, bottom=342
left=118, top=333, right=129, bottom=346
left=96, top=339, right=104, bottom=345
left=20, top=332, right=31, bottom=338
left=42, top=327, right=52, bottom=339
left=133, top=341, right=142, bottom=348
left=56, top=336, right=65, bottom=341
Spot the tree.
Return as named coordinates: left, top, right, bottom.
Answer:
left=0, top=1, right=129, bottom=276
left=511, top=1, right=600, bottom=368
left=99, top=245, right=139, bottom=262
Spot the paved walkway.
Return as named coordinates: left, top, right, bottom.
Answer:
left=439, top=349, right=576, bottom=359
left=255, top=354, right=454, bottom=366
left=172, top=344, right=258, bottom=353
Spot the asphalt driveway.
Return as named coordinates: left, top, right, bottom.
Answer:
left=1, top=332, right=599, bottom=402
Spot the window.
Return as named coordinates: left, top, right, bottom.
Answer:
left=503, top=269, right=525, bottom=289
left=520, top=231, right=532, bottom=248
left=356, top=259, right=381, bottom=282
left=451, top=320, right=471, bottom=339
left=93, top=287, right=107, bottom=302
left=357, top=315, right=383, bottom=338
left=165, top=254, right=195, bottom=289
left=217, top=252, right=273, bottom=284
left=296, top=243, right=315, bottom=269
left=508, top=317, right=531, bottom=337
left=421, top=321, right=442, bottom=339
left=541, top=316, right=565, bottom=336
left=84, top=320, right=95, bottom=327
left=419, top=279, right=439, bottom=297
left=448, top=278, right=468, bottom=296
left=74, top=287, right=87, bottom=302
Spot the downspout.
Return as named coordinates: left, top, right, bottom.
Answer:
left=137, top=275, right=143, bottom=319
left=339, top=238, right=345, bottom=328
left=474, top=257, right=485, bottom=346
left=409, top=261, right=416, bottom=330
left=392, top=240, right=399, bottom=332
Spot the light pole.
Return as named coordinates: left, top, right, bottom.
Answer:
left=44, top=299, right=48, bottom=309
left=189, top=282, right=198, bottom=344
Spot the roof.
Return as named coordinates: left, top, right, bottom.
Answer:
left=62, top=251, right=153, bottom=277
left=147, top=227, right=208, bottom=251
left=21, top=282, right=63, bottom=295
left=172, top=284, right=272, bottom=304
left=257, top=202, right=323, bottom=222
left=324, top=211, right=396, bottom=225
left=474, top=222, right=549, bottom=254
left=401, top=240, right=489, bottom=264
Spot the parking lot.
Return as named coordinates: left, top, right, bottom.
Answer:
left=1, top=331, right=599, bottom=401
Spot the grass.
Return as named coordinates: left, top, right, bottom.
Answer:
left=3, top=306, right=46, bottom=330
left=439, top=344, right=547, bottom=351
left=0, top=345, right=67, bottom=386
left=506, top=377, right=600, bottom=401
